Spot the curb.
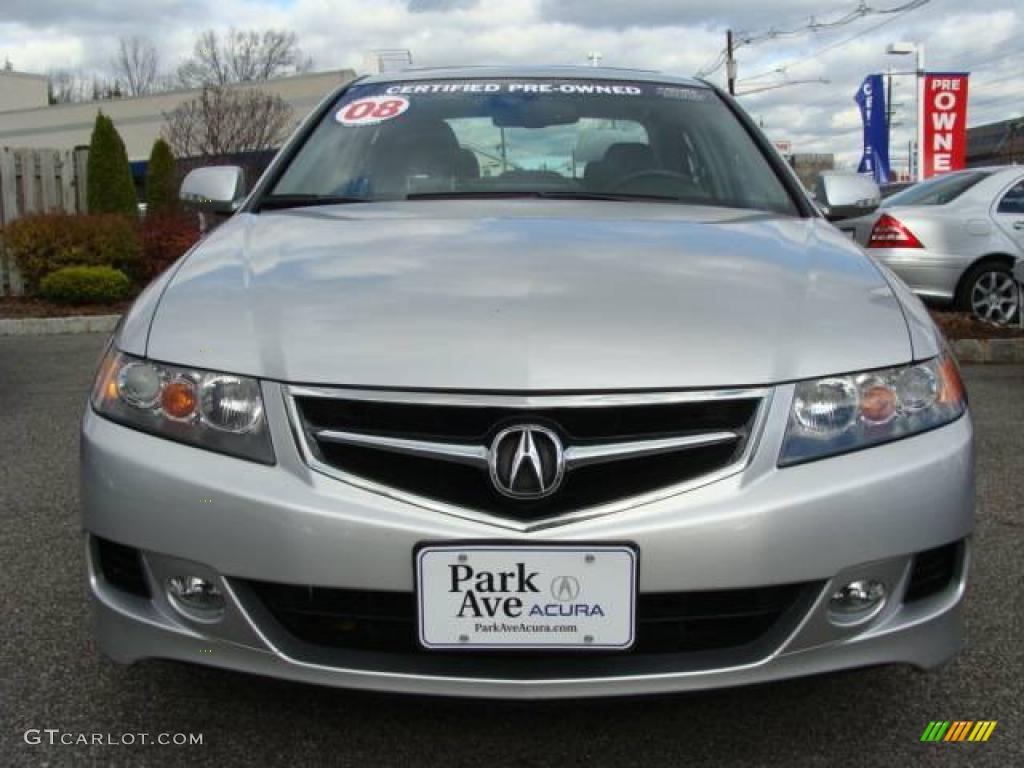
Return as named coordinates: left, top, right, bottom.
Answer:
left=0, top=314, right=120, bottom=336
left=950, top=337, right=1024, bottom=364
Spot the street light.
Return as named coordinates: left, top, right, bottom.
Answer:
left=886, top=41, right=925, bottom=181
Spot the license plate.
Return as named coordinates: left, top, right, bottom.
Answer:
left=415, top=544, right=637, bottom=650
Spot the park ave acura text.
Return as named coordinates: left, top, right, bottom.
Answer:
left=81, top=67, right=974, bottom=698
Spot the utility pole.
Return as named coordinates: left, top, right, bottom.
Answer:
left=726, top=30, right=737, bottom=96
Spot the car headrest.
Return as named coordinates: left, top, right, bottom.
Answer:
left=602, top=142, right=658, bottom=172
left=455, top=148, right=480, bottom=179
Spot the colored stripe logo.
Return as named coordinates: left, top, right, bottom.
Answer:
left=920, top=721, right=997, bottom=742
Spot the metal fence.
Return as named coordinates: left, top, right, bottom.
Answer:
left=0, top=146, right=90, bottom=296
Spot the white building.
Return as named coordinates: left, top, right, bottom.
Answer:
left=0, top=69, right=49, bottom=112
left=0, top=68, right=356, bottom=161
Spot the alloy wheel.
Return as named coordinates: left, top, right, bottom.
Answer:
left=970, top=270, right=1020, bottom=325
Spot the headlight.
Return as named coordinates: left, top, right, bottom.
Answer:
left=780, top=354, right=965, bottom=466
left=91, top=348, right=274, bottom=464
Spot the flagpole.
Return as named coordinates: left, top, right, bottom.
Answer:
left=916, top=46, right=926, bottom=181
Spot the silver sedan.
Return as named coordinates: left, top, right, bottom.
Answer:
left=846, top=166, right=1024, bottom=324
left=80, top=66, right=973, bottom=698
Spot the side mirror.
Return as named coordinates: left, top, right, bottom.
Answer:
left=813, top=172, right=881, bottom=222
left=179, top=166, right=246, bottom=214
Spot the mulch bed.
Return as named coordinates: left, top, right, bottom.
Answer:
left=930, top=311, right=1024, bottom=340
left=0, top=296, right=133, bottom=319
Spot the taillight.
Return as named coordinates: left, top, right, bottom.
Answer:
left=868, top=213, right=923, bottom=249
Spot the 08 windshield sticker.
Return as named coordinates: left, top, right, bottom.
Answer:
left=335, top=95, right=411, bottom=126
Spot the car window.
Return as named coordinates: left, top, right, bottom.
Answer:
left=996, top=180, right=1024, bottom=215
left=266, top=78, right=799, bottom=216
left=883, top=171, right=991, bottom=207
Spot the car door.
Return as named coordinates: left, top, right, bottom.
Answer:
left=992, top=176, right=1024, bottom=255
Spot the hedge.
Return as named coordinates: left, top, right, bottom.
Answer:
left=138, top=212, right=201, bottom=281
left=3, top=212, right=140, bottom=290
left=39, top=265, right=132, bottom=304
left=145, top=138, right=178, bottom=215
left=87, top=112, right=137, bottom=217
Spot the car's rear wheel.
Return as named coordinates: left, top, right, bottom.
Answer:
left=961, top=262, right=1019, bottom=325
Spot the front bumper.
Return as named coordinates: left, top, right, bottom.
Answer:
left=81, top=381, right=974, bottom=698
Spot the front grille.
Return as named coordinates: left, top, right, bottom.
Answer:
left=905, top=541, right=962, bottom=602
left=95, top=537, right=150, bottom=598
left=245, top=580, right=817, bottom=658
left=290, top=389, right=764, bottom=522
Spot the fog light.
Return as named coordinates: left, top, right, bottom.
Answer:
left=166, top=575, right=225, bottom=621
left=829, top=579, right=886, bottom=623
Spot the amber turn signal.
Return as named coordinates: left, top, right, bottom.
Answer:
left=161, top=378, right=198, bottom=421
left=937, top=354, right=966, bottom=406
left=859, top=379, right=898, bottom=425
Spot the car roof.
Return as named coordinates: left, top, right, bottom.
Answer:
left=357, top=65, right=710, bottom=89
left=938, top=165, right=1022, bottom=177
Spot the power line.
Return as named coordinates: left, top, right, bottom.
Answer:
left=737, top=1, right=928, bottom=83
left=735, top=78, right=830, bottom=97
left=695, top=0, right=930, bottom=78
left=737, top=0, right=927, bottom=45
left=951, top=46, right=1024, bottom=73
left=968, top=94, right=1024, bottom=110
left=972, top=71, right=1020, bottom=90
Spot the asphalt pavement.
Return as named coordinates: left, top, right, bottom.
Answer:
left=1, top=332, right=1021, bottom=767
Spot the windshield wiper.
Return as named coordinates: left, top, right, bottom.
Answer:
left=258, top=190, right=689, bottom=208
left=256, top=194, right=371, bottom=211
left=404, top=190, right=684, bottom=203
left=535, top=191, right=683, bottom=203
left=404, top=191, right=545, bottom=201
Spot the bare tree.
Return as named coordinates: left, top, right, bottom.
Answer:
left=48, top=69, right=125, bottom=104
left=162, top=85, right=294, bottom=157
left=177, top=28, right=312, bottom=88
left=48, top=69, right=90, bottom=103
left=113, top=36, right=159, bottom=96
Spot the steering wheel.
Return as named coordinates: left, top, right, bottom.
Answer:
left=609, top=169, right=695, bottom=193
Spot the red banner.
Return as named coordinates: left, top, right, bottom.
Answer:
left=922, top=73, right=969, bottom=178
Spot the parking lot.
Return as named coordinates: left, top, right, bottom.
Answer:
left=1, top=332, right=1021, bottom=767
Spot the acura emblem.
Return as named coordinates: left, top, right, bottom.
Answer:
left=488, top=425, right=565, bottom=499
left=550, top=575, right=581, bottom=602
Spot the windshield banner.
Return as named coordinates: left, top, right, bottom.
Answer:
left=382, top=82, right=645, bottom=96
left=854, top=74, right=891, bottom=183
left=922, top=73, right=970, bottom=179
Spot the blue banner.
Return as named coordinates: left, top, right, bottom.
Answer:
left=855, top=74, right=891, bottom=183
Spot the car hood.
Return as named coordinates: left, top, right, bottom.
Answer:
left=140, top=200, right=913, bottom=390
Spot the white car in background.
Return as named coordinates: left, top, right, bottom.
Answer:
left=846, top=167, right=1024, bottom=324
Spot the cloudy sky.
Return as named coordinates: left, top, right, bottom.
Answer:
left=2, top=0, right=1022, bottom=169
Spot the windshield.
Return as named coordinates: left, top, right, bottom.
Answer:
left=883, top=171, right=991, bottom=207
left=266, top=78, right=799, bottom=215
